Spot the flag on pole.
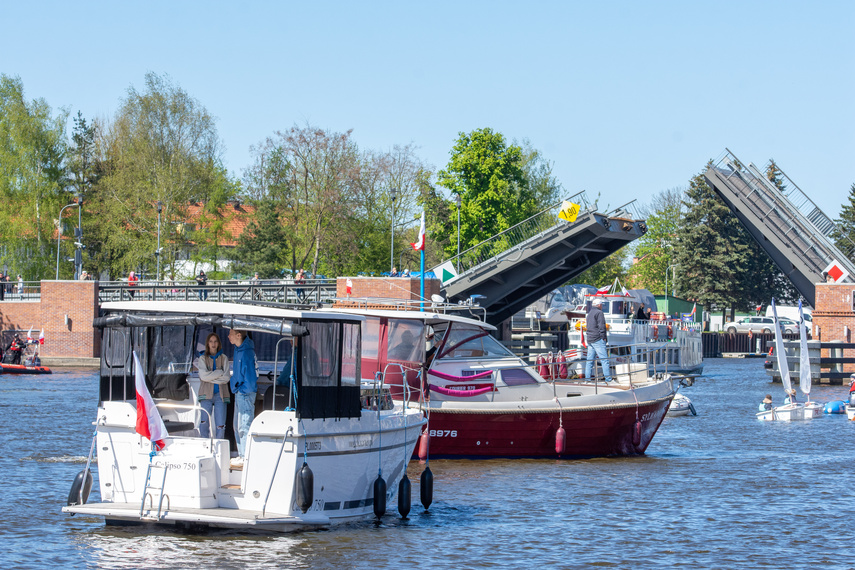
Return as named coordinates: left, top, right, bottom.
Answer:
left=345, top=277, right=353, bottom=295
left=38, top=329, right=45, bottom=345
left=689, top=303, right=696, bottom=316
left=26, top=328, right=33, bottom=343
left=596, top=285, right=610, bottom=295
left=411, top=211, right=425, bottom=251
left=134, top=351, right=168, bottom=451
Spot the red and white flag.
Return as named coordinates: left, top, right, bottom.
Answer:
left=26, top=328, right=33, bottom=343
left=38, top=329, right=45, bottom=345
left=345, top=278, right=353, bottom=295
left=596, top=285, right=610, bottom=295
left=134, top=351, right=168, bottom=451
left=411, top=211, right=425, bottom=251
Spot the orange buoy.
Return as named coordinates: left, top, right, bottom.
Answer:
left=555, top=426, right=566, bottom=454
left=667, top=325, right=673, bottom=339
left=633, top=420, right=642, bottom=447
left=417, top=431, right=430, bottom=461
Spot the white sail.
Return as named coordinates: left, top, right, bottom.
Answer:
left=798, top=299, right=811, bottom=397
left=771, top=299, right=793, bottom=395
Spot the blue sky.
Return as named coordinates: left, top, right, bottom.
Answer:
left=3, top=1, right=853, bottom=220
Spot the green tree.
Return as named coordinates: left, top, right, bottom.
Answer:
left=627, top=187, right=685, bottom=294
left=88, top=72, right=224, bottom=278
left=0, top=74, right=68, bottom=278
left=231, top=198, right=290, bottom=277
left=434, top=128, right=535, bottom=260
left=674, top=167, right=797, bottom=319
left=832, top=182, right=855, bottom=262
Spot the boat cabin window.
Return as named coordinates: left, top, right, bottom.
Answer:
left=387, top=319, right=424, bottom=362
left=438, top=325, right=515, bottom=360
left=500, top=368, right=539, bottom=386
left=298, top=320, right=361, bottom=419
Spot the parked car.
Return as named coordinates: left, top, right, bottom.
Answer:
left=724, top=316, right=800, bottom=335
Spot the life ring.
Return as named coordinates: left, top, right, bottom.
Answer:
left=575, top=321, right=586, bottom=331
left=667, top=325, right=673, bottom=339
left=652, top=326, right=658, bottom=340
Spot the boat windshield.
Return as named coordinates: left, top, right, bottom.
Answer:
left=437, top=324, right=515, bottom=360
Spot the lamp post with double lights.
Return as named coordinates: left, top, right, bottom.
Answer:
left=390, top=187, right=398, bottom=274
left=55, top=196, right=83, bottom=280
left=156, top=201, right=163, bottom=282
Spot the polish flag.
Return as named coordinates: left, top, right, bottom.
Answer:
left=27, top=328, right=33, bottom=343
left=38, top=329, right=45, bottom=345
left=134, top=351, right=168, bottom=451
left=596, top=285, right=610, bottom=295
left=346, top=278, right=353, bottom=295
left=688, top=303, right=696, bottom=316
left=411, top=211, right=425, bottom=251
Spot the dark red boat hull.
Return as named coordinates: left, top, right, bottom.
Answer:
left=418, top=397, right=671, bottom=459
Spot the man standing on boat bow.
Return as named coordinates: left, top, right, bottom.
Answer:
left=584, top=297, right=613, bottom=383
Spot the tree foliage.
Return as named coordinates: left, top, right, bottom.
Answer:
left=627, top=187, right=685, bottom=294
left=432, top=128, right=537, bottom=260
left=832, top=182, right=855, bottom=262
left=673, top=167, right=796, bottom=316
left=0, top=74, right=68, bottom=278
left=87, top=72, right=227, bottom=278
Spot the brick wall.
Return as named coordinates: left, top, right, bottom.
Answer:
left=0, top=281, right=99, bottom=358
left=335, top=277, right=440, bottom=301
left=813, top=283, right=855, bottom=372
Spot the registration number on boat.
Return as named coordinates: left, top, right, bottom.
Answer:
left=428, top=430, right=457, bottom=438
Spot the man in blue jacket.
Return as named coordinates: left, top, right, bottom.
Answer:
left=228, top=329, right=258, bottom=467
left=584, top=297, right=613, bottom=383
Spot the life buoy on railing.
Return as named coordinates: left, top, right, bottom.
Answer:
left=652, top=326, right=658, bottom=340
left=667, top=325, right=673, bottom=339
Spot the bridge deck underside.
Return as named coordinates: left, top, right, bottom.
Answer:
left=442, top=212, right=644, bottom=325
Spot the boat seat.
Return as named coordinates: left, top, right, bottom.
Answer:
left=263, top=385, right=291, bottom=411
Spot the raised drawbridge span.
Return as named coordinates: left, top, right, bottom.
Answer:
left=704, top=149, right=855, bottom=308
left=435, top=193, right=646, bottom=326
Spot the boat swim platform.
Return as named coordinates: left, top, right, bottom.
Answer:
left=704, top=149, right=855, bottom=308
left=441, top=209, right=645, bottom=326
left=64, top=502, right=331, bottom=531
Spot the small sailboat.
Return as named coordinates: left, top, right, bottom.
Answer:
left=757, top=299, right=819, bottom=421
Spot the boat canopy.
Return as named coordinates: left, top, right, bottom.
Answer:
left=96, top=304, right=364, bottom=420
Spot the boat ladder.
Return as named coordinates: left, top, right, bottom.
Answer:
left=139, top=463, right=171, bottom=521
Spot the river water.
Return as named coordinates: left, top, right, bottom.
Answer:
left=2, top=359, right=853, bottom=569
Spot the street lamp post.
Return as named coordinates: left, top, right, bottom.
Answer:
left=74, top=193, right=83, bottom=280
left=390, top=188, right=397, bottom=274
left=55, top=198, right=82, bottom=280
left=156, top=201, right=163, bottom=282
left=665, top=264, right=680, bottom=299
left=455, top=193, right=461, bottom=273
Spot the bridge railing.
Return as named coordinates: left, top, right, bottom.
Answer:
left=445, top=192, right=596, bottom=275
left=0, top=281, right=42, bottom=302
left=96, top=279, right=338, bottom=305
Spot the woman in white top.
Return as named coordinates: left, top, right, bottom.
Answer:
left=196, top=333, right=231, bottom=439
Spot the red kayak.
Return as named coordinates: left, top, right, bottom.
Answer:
left=1, top=363, right=52, bottom=374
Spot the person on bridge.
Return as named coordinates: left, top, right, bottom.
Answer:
left=584, top=298, right=612, bottom=383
